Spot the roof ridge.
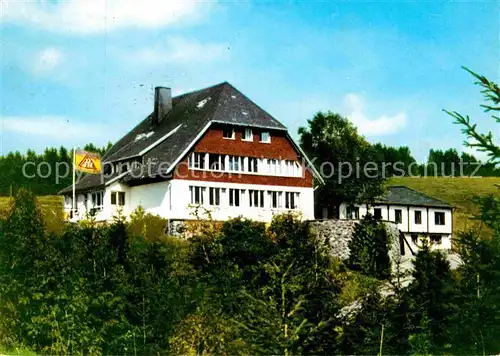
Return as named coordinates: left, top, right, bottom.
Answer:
left=173, top=81, right=228, bottom=100
left=211, top=82, right=286, bottom=129
left=231, top=82, right=282, bottom=124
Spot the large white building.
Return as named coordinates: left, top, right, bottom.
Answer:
left=339, top=186, right=454, bottom=251
left=60, top=82, right=323, bottom=224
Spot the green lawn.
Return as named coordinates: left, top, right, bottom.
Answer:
left=0, top=195, right=63, bottom=210
left=389, top=177, right=500, bottom=236
left=0, top=195, right=64, bottom=224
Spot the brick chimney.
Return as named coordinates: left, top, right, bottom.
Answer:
left=152, top=86, right=172, bottom=125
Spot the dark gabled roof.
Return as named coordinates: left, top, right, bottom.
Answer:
left=59, top=82, right=292, bottom=194
left=375, top=186, right=452, bottom=208
left=102, top=81, right=285, bottom=164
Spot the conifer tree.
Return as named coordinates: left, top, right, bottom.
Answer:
left=347, top=214, right=391, bottom=280
left=0, top=189, right=46, bottom=344
left=445, top=68, right=500, bottom=354
left=407, top=244, right=455, bottom=353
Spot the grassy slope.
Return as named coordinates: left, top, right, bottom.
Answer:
left=0, top=195, right=64, bottom=219
left=389, top=177, right=500, bottom=236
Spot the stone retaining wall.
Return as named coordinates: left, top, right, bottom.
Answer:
left=309, top=219, right=402, bottom=261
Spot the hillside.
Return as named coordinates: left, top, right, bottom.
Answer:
left=389, top=177, right=500, bottom=236
left=0, top=195, right=63, bottom=212
left=0, top=196, right=64, bottom=233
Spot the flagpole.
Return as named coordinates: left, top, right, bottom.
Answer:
left=72, top=147, right=76, bottom=218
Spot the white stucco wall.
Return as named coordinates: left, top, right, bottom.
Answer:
left=64, top=182, right=133, bottom=221
left=129, top=181, right=171, bottom=216
left=339, top=202, right=453, bottom=250
left=65, top=179, right=314, bottom=223
left=408, top=206, right=428, bottom=233
left=403, top=233, right=452, bottom=251
left=387, top=205, right=409, bottom=232
left=168, top=179, right=315, bottom=222
left=427, top=207, right=453, bottom=234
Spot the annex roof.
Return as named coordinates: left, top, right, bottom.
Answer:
left=374, top=186, right=452, bottom=208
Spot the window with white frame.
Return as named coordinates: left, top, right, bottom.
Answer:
left=118, top=192, right=125, bottom=206
left=285, top=192, right=299, bottom=209
left=268, top=159, right=278, bottom=175
left=284, top=160, right=292, bottom=176
left=223, top=128, right=235, bottom=139
left=209, top=154, right=225, bottom=171
left=347, top=205, right=359, bottom=219
left=258, top=158, right=265, bottom=174
left=249, top=190, right=265, bottom=208
left=247, top=157, right=258, bottom=173
left=284, top=160, right=300, bottom=177
left=260, top=131, right=271, bottom=143
left=395, top=209, right=403, bottom=223
left=294, top=161, right=301, bottom=176
left=415, top=210, right=422, bottom=224
left=189, top=152, right=206, bottom=169
left=229, top=188, right=242, bottom=207
left=242, top=128, right=253, bottom=141
left=111, top=191, right=125, bottom=206
left=209, top=187, right=221, bottom=206
left=116, top=161, right=129, bottom=173
left=435, top=212, right=445, bottom=225
left=228, top=156, right=242, bottom=172
left=91, top=190, right=104, bottom=210
left=199, top=153, right=305, bottom=177
left=269, top=191, right=282, bottom=209
left=189, top=186, right=205, bottom=205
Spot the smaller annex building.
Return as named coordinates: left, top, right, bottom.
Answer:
left=339, top=186, right=453, bottom=251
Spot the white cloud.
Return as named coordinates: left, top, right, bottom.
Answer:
left=344, top=93, right=407, bottom=136
left=2, top=0, right=210, bottom=34
left=130, top=37, right=230, bottom=65
left=32, top=48, right=64, bottom=74
left=2, top=116, right=109, bottom=142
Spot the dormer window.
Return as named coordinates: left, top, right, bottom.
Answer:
left=260, top=131, right=271, bottom=143
left=103, top=162, right=113, bottom=175
left=223, top=128, right=235, bottom=139
left=242, top=128, right=253, bottom=141
left=118, top=162, right=129, bottom=173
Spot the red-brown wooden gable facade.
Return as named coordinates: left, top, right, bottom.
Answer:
left=173, top=125, right=314, bottom=187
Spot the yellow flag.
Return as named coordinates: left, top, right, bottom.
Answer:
left=75, top=150, right=102, bottom=174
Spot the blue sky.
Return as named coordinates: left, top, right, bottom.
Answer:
left=1, top=0, right=498, bottom=162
